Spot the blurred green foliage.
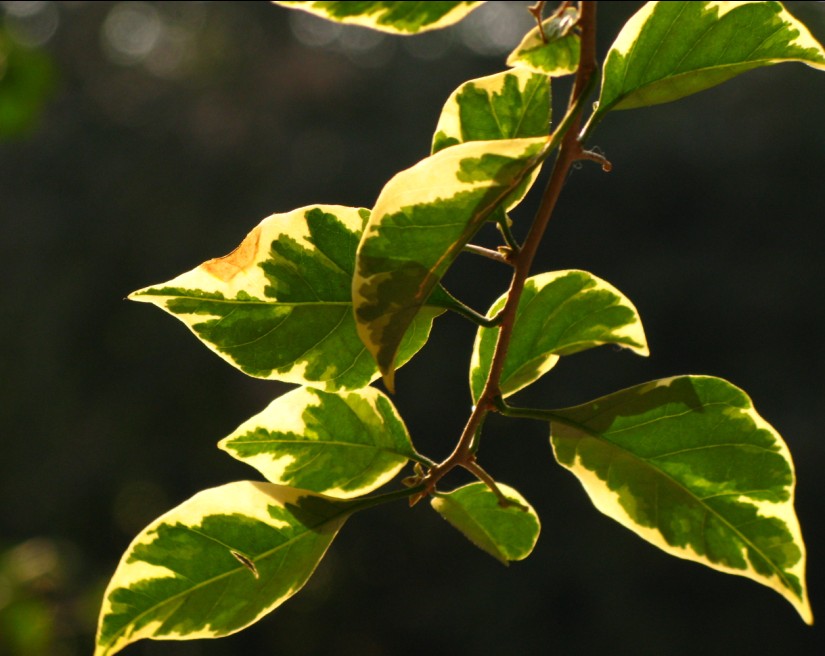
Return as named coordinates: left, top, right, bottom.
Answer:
left=0, top=539, right=98, bottom=656
left=0, top=27, right=54, bottom=140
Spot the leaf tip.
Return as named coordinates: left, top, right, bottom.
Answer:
left=381, top=368, right=396, bottom=394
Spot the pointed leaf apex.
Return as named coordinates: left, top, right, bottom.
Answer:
left=381, top=368, right=396, bottom=395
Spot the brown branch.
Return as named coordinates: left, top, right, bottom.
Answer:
left=411, top=2, right=600, bottom=505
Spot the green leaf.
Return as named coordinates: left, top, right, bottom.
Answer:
left=274, top=1, right=484, bottom=35
left=431, top=482, right=540, bottom=564
left=431, top=68, right=551, bottom=154
left=470, top=270, right=648, bottom=403
left=591, top=1, right=825, bottom=124
left=130, top=206, right=444, bottom=391
left=506, top=7, right=580, bottom=76
left=353, top=137, right=549, bottom=390
left=219, top=386, right=418, bottom=498
left=550, top=375, right=811, bottom=623
left=95, top=481, right=352, bottom=656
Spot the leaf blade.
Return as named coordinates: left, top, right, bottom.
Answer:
left=506, top=8, right=580, bottom=76
left=592, top=1, right=825, bottom=122
left=274, top=1, right=484, bottom=35
left=431, top=482, right=540, bottom=563
left=219, top=387, right=417, bottom=498
left=130, top=206, right=443, bottom=391
left=95, top=482, right=352, bottom=656
left=550, top=375, right=811, bottom=623
left=470, top=270, right=648, bottom=402
left=431, top=68, right=551, bottom=154
left=353, top=137, right=549, bottom=388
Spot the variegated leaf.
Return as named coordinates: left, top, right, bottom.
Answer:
left=550, top=376, right=811, bottom=624
left=432, top=482, right=540, bottom=564
left=590, top=1, right=825, bottom=126
left=96, top=482, right=353, bottom=656
left=432, top=68, right=551, bottom=154
left=274, top=1, right=484, bottom=35
left=506, top=7, right=580, bottom=76
left=219, top=386, right=418, bottom=498
left=130, top=206, right=444, bottom=391
left=353, top=137, right=549, bottom=390
left=470, top=270, right=648, bottom=402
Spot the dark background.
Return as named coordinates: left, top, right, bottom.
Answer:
left=2, top=2, right=824, bottom=654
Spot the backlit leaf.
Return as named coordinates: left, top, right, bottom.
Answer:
left=431, top=482, right=540, bottom=564
left=95, top=482, right=352, bottom=656
left=219, top=386, right=417, bottom=498
left=431, top=68, right=551, bottom=154
left=353, top=137, right=549, bottom=389
left=130, top=206, right=444, bottom=391
left=591, top=1, right=825, bottom=125
left=274, top=1, right=484, bottom=35
left=550, top=376, right=811, bottom=623
left=470, top=270, right=648, bottom=402
left=506, top=7, right=580, bottom=76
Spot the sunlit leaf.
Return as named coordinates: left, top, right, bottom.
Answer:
left=219, top=386, right=418, bottom=498
left=591, top=1, right=825, bottom=125
left=506, top=7, right=580, bottom=76
left=431, top=482, right=540, bottom=564
left=274, top=1, right=484, bottom=34
left=353, top=137, right=549, bottom=390
left=130, top=206, right=445, bottom=391
left=432, top=68, right=551, bottom=154
left=95, top=482, right=353, bottom=656
left=470, top=270, right=648, bottom=402
left=550, top=375, right=811, bottom=623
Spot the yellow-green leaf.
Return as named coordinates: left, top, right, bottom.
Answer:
left=274, top=1, right=484, bottom=35
left=470, top=270, right=648, bottom=403
left=550, top=376, right=811, bottom=623
left=353, top=137, right=549, bottom=390
left=219, top=387, right=418, bottom=498
left=506, top=7, right=580, bottom=76
left=431, top=482, right=540, bottom=564
left=431, top=68, right=551, bottom=154
left=95, top=482, right=352, bottom=656
left=130, top=206, right=444, bottom=391
left=591, top=1, right=825, bottom=125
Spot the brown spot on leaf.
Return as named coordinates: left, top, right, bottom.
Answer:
left=202, top=226, right=262, bottom=281
left=230, top=550, right=259, bottom=579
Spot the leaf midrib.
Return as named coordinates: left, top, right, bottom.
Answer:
left=228, top=437, right=414, bottom=459
left=143, top=292, right=449, bottom=310
left=605, top=58, right=793, bottom=114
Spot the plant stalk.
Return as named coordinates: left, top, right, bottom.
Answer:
left=413, top=1, right=599, bottom=503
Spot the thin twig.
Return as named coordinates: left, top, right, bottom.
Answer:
left=527, top=1, right=548, bottom=42
left=579, top=148, right=612, bottom=171
left=463, top=243, right=510, bottom=264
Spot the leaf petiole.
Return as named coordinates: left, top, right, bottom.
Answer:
left=433, top=286, right=502, bottom=328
